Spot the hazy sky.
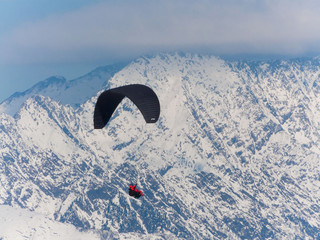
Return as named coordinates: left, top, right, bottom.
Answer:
left=1, top=0, right=320, bottom=101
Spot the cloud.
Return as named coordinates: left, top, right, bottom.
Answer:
left=1, top=0, right=320, bottom=65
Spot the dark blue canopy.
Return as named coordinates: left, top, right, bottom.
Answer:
left=94, top=84, right=160, bottom=129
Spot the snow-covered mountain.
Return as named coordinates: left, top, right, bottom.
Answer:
left=1, top=53, right=320, bottom=239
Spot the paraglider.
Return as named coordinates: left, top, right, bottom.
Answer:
left=93, top=84, right=160, bottom=199
left=94, top=84, right=160, bottom=129
left=128, top=184, right=143, bottom=199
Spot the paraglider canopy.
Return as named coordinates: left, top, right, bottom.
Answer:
left=94, top=84, right=160, bottom=129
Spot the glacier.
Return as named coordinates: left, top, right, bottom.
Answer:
left=0, top=53, right=320, bottom=239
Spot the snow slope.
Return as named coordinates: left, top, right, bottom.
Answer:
left=0, top=205, right=99, bottom=240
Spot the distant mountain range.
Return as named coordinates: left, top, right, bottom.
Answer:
left=0, top=62, right=126, bottom=116
left=1, top=53, right=320, bottom=239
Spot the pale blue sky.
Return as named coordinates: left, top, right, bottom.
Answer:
left=0, top=0, right=104, bottom=101
left=1, top=0, right=320, bottom=101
